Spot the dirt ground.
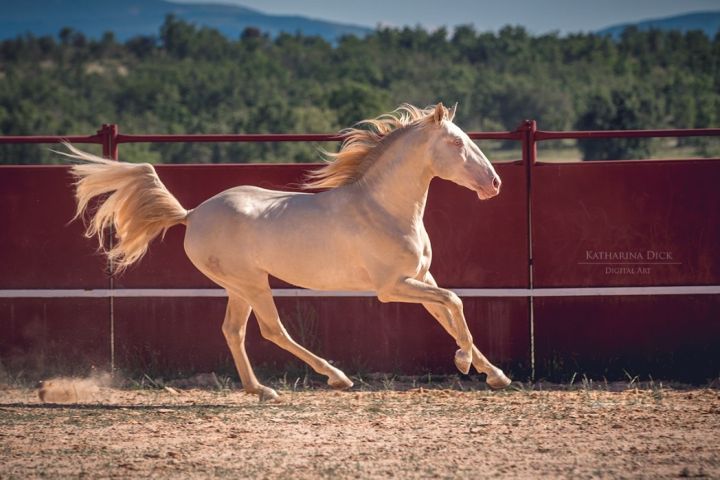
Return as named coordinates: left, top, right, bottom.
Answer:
left=0, top=379, right=719, bottom=479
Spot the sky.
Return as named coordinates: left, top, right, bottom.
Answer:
left=173, top=0, right=720, bottom=34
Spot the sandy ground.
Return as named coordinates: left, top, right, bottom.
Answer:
left=0, top=380, right=719, bottom=479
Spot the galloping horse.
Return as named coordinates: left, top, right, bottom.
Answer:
left=64, top=103, right=511, bottom=401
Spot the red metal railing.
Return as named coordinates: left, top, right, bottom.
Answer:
left=3, top=121, right=718, bottom=165
left=0, top=124, right=528, bottom=163
left=534, top=127, right=720, bottom=141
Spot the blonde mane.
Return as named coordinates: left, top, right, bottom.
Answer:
left=302, top=104, right=439, bottom=190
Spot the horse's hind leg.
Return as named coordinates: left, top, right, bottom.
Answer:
left=242, top=281, right=353, bottom=390
left=222, top=295, right=279, bottom=401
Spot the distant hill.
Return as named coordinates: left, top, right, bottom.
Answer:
left=0, top=0, right=373, bottom=42
left=598, top=11, right=720, bottom=38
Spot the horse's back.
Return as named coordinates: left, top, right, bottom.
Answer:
left=192, top=185, right=307, bottom=217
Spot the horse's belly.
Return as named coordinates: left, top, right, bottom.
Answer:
left=261, top=246, right=374, bottom=291
left=274, top=268, right=373, bottom=291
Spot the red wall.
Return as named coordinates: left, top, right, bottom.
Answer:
left=532, top=160, right=720, bottom=381
left=0, top=298, right=111, bottom=375
left=0, top=167, right=111, bottom=376
left=532, top=160, right=720, bottom=288
left=0, top=167, right=108, bottom=288
left=0, top=163, right=530, bottom=378
left=2, top=158, right=718, bottom=382
left=114, top=297, right=529, bottom=376
left=534, top=295, right=720, bottom=381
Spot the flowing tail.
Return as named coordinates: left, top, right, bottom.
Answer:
left=60, top=143, right=187, bottom=273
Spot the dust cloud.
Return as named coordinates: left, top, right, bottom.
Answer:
left=37, top=371, right=112, bottom=403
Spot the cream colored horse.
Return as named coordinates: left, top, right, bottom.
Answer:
left=64, top=103, right=511, bottom=401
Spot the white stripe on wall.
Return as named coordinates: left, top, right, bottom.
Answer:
left=0, top=286, right=719, bottom=298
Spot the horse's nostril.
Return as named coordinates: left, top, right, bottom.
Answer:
left=492, top=176, right=502, bottom=191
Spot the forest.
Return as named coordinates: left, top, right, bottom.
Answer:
left=0, top=16, right=718, bottom=164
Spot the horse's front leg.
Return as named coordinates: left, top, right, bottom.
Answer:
left=377, top=277, right=474, bottom=374
left=421, top=274, right=511, bottom=389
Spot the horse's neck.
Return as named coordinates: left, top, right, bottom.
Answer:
left=354, top=133, right=433, bottom=230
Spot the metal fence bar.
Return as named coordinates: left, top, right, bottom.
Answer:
left=0, top=134, right=103, bottom=144
left=0, top=131, right=523, bottom=146
left=6, top=126, right=720, bottom=145
left=535, top=128, right=720, bottom=141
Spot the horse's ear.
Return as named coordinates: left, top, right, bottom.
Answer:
left=448, top=102, right=458, bottom=122
left=433, top=102, right=447, bottom=123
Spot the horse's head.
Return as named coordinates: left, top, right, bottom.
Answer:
left=427, top=103, right=501, bottom=200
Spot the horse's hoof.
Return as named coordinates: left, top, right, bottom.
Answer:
left=486, top=370, right=512, bottom=390
left=258, top=386, right=280, bottom=402
left=454, top=349, right=472, bottom=375
left=327, top=370, right=354, bottom=390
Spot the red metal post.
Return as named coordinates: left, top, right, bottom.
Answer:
left=518, top=119, right=537, bottom=380
left=98, top=124, right=119, bottom=160
left=521, top=119, right=537, bottom=167
left=518, top=119, right=537, bottom=279
left=97, top=123, right=119, bottom=372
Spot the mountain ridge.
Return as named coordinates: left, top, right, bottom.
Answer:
left=0, top=0, right=372, bottom=42
left=598, top=11, right=720, bottom=38
left=2, top=2, right=719, bottom=43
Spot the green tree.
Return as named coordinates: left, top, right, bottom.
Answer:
left=576, top=89, right=660, bottom=160
left=328, top=82, right=390, bottom=126
left=1, top=18, right=719, bottom=165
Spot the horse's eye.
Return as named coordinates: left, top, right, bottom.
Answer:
left=453, top=137, right=464, bottom=147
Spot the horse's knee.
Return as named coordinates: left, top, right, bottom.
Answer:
left=443, top=290, right=463, bottom=315
left=443, top=292, right=471, bottom=343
